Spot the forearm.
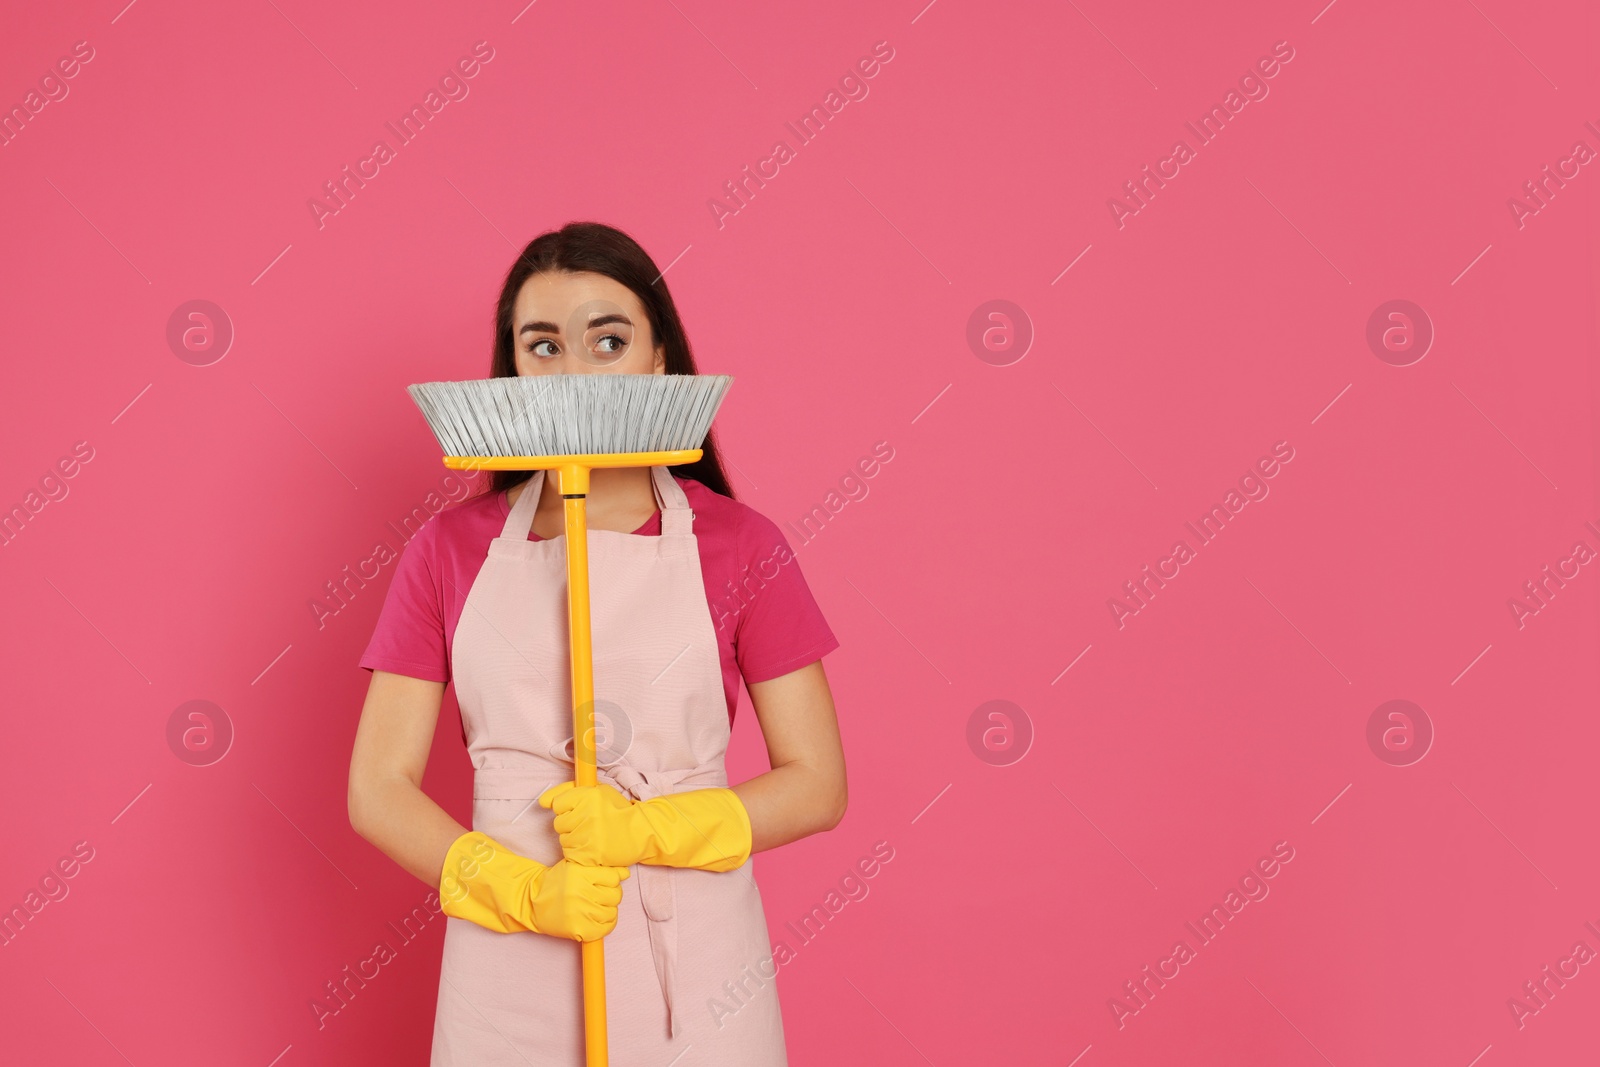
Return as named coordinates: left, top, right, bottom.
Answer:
left=349, top=774, right=468, bottom=888
left=732, top=760, right=846, bottom=854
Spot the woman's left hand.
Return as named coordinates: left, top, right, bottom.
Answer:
left=538, top=780, right=647, bottom=867
left=539, top=780, right=754, bottom=872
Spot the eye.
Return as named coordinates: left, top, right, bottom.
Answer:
left=528, top=339, right=559, bottom=357
left=594, top=333, right=627, bottom=354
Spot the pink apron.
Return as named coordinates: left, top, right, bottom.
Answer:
left=431, top=465, right=788, bottom=1066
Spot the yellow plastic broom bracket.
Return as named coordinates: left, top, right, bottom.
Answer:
left=441, top=449, right=703, bottom=474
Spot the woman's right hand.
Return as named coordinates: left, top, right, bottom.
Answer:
left=531, top=857, right=631, bottom=941
left=439, top=830, right=630, bottom=941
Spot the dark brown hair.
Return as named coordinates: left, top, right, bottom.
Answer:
left=482, top=221, right=735, bottom=500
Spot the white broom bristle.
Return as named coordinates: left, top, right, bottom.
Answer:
left=406, top=374, right=734, bottom=458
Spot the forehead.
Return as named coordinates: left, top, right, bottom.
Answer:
left=514, top=271, right=646, bottom=328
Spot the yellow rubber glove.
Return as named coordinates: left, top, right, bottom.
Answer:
left=437, top=830, right=629, bottom=941
left=538, top=781, right=752, bottom=873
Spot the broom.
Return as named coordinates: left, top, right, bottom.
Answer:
left=406, top=372, right=734, bottom=1067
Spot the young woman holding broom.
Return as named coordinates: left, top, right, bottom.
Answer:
left=347, top=221, right=847, bottom=1065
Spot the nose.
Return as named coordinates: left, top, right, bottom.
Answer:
left=561, top=345, right=629, bottom=374
left=559, top=355, right=603, bottom=375
left=532, top=349, right=607, bottom=375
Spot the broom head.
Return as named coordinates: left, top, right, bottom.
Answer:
left=407, top=373, right=733, bottom=470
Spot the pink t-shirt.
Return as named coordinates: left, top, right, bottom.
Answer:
left=358, top=474, right=838, bottom=724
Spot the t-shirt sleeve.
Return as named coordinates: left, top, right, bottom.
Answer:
left=359, top=517, right=450, bottom=683
left=732, top=507, right=839, bottom=684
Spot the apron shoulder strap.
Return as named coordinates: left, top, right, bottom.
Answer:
left=651, top=465, right=693, bottom=537
left=502, top=467, right=691, bottom=540
left=500, top=470, right=545, bottom=539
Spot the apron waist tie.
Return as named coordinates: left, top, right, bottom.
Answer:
left=597, top=759, right=729, bottom=1039
left=537, top=741, right=731, bottom=1040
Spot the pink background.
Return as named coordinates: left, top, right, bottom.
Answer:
left=2, top=1, right=1597, bottom=1064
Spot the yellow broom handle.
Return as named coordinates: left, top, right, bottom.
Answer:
left=559, top=463, right=608, bottom=1067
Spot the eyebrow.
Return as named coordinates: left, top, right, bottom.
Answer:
left=518, top=313, right=633, bottom=336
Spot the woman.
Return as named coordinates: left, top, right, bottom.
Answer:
left=348, top=221, right=847, bottom=1066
